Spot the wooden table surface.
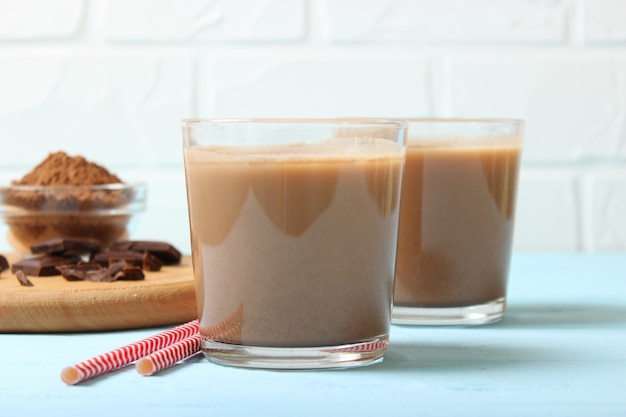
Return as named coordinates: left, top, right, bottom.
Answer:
left=1, top=253, right=625, bottom=417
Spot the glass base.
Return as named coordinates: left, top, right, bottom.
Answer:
left=392, top=297, right=505, bottom=326
left=201, top=337, right=389, bottom=370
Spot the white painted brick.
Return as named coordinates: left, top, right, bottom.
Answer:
left=323, top=0, right=568, bottom=43
left=0, top=53, right=192, bottom=169
left=619, top=58, right=626, bottom=160
left=209, top=53, right=431, bottom=118
left=0, top=0, right=84, bottom=39
left=584, top=0, right=626, bottom=42
left=590, top=172, right=626, bottom=251
left=124, top=168, right=191, bottom=254
left=513, top=170, right=580, bottom=251
left=104, top=0, right=306, bottom=42
left=445, top=55, right=626, bottom=162
left=0, top=226, right=10, bottom=253
left=0, top=170, right=22, bottom=253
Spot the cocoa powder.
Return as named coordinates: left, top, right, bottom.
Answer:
left=12, top=152, right=122, bottom=186
left=3, top=152, right=135, bottom=251
left=7, top=152, right=129, bottom=210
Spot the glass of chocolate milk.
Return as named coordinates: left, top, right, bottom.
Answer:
left=393, top=119, right=524, bottom=326
left=182, top=118, right=407, bottom=369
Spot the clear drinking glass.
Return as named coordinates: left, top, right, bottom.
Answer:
left=392, top=119, right=524, bottom=325
left=182, top=118, right=407, bottom=369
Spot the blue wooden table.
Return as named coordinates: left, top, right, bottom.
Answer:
left=1, top=253, right=625, bottom=417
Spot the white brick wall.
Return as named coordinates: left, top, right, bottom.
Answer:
left=0, top=0, right=83, bottom=39
left=104, top=0, right=306, bottom=42
left=323, top=0, right=569, bottom=42
left=1, top=0, right=625, bottom=253
left=584, top=0, right=626, bottom=42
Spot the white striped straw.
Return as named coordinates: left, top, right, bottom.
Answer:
left=135, top=333, right=201, bottom=376
left=61, top=320, right=199, bottom=385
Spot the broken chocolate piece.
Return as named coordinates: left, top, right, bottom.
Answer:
left=85, top=260, right=127, bottom=282
left=92, top=250, right=162, bottom=271
left=11, top=255, right=81, bottom=277
left=101, top=262, right=145, bottom=281
left=0, top=254, right=9, bottom=272
left=110, top=240, right=181, bottom=265
left=15, top=270, right=34, bottom=287
left=142, top=252, right=163, bottom=272
left=57, top=261, right=103, bottom=281
left=116, top=266, right=145, bottom=281
left=92, top=251, right=145, bottom=268
left=56, top=260, right=144, bottom=282
left=31, top=237, right=101, bottom=256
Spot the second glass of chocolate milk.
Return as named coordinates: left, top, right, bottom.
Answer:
left=393, top=119, right=524, bottom=325
left=182, top=118, right=407, bottom=369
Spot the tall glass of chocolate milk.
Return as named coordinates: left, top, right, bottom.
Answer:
left=182, top=118, right=407, bottom=369
left=393, top=119, right=523, bottom=325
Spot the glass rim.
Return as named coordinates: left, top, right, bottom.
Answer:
left=181, top=117, right=408, bottom=128
left=406, top=118, right=524, bottom=126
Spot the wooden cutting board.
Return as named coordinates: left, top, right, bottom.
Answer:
left=0, top=254, right=197, bottom=333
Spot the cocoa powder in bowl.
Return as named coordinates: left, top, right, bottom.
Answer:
left=1, top=152, right=145, bottom=253
left=12, top=151, right=123, bottom=187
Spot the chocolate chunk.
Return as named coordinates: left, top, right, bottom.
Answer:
left=142, top=252, right=163, bottom=272
left=15, top=270, right=34, bottom=287
left=92, top=250, right=162, bottom=271
left=117, top=266, right=145, bottom=281
left=110, top=241, right=181, bottom=265
left=81, top=261, right=144, bottom=282
left=56, top=260, right=144, bottom=282
left=86, top=261, right=127, bottom=282
left=57, top=261, right=103, bottom=281
left=11, top=255, right=81, bottom=277
left=92, top=251, right=145, bottom=268
left=0, top=254, right=9, bottom=272
left=31, top=237, right=101, bottom=256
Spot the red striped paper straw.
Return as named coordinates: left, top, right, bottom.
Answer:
left=61, top=319, right=199, bottom=385
left=330, top=339, right=389, bottom=353
left=135, top=333, right=201, bottom=376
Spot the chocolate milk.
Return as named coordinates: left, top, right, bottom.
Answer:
left=184, top=141, right=404, bottom=347
left=394, top=140, right=521, bottom=308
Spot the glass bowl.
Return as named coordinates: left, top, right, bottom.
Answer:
left=0, top=183, right=147, bottom=254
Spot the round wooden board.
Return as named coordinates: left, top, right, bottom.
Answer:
left=0, top=254, right=197, bottom=333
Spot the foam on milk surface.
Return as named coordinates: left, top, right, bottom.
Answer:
left=407, top=135, right=521, bottom=150
left=185, top=138, right=404, bottom=164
